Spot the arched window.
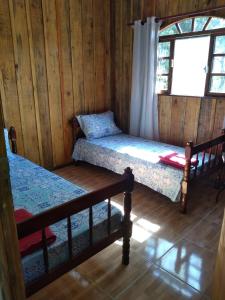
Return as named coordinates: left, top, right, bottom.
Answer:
left=156, top=16, right=225, bottom=97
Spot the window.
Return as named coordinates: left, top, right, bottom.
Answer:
left=156, top=16, right=225, bottom=96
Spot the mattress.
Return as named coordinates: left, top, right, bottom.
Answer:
left=7, top=151, right=122, bottom=284
left=72, top=134, right=209, bottom=202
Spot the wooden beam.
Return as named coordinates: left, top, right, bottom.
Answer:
left=0, top=96, right=25, bottom=299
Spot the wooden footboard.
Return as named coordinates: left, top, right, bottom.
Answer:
left=181, top=130, right=225, bottom=213
left=17, top=167, right=134, bottom=297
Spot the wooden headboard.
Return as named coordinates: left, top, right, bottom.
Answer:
left=8, top=126, right=17, bottom=154
left=71, top=117, right=85, bottom=143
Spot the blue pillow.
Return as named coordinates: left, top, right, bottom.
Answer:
left=3, top=128, right=11, bottom=152
left=77, top=111, right=122, bottom=139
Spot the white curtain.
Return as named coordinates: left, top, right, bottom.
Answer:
left=129, top=17, right=161, bottom=140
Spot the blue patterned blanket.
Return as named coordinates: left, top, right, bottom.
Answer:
left=7, top=151, right=122, bottom=284
left=72, top=134, right=206, bottom=202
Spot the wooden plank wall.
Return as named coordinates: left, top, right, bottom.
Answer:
left=159, top=96, right=225, bottom=146
left=0, top=96, right=25, bottom=299
left=1, top=0, right=225, bottom=168
left=0, top=0, right=111, bottom=168
left=111, top=0, right=225, bottom=145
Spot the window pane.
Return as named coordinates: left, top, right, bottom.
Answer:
left=214, top=36, right=225, bottom=54
left=212, top=56, right=225, bottom=73
left=172, top=36, right=210, bottom=97
left=159, top=25, right=179, bottom=36
left=207, top=17, right=225, bottom=30
left=210, top=76, right=225, bottom=93
left=157, top=58, right=170, bottom=74
left=156, top=76, right=168, bottom=92
left=178, top=19, right=192, bottom=33
left=158, top=42, right=170, bottom=57
left=194, top=17, right=209, bottom=31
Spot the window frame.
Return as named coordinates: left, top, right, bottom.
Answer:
left=158, top=16, right=225, bottom=97
left=157, top=40, right=174, bottom=95
left=205, top=33, right=225, bottom=96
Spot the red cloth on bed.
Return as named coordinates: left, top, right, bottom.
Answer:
left=15, top=209, right=56, bottom=257
left=159, top=152, right=198, bottom=170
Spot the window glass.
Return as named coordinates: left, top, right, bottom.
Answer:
left=159, top=25, right=179, bottom=36
left=194, top=17, right=209, bottom=31
left=158, top=42, right=170, bottom=57
left=157, top=59, right=170, bottom=74
left=207, top=17, right=225, bottom=30
left=212, top=57, right=225, bottom=73
left=171, top=36, right=210, bottom=96
left=210, top=76, right=225, bottom=93
left=214, top=35, right=225, bottom=54
left=178, top=19, right=192, bottom=33
left=156, top=76, right=168, bottom=92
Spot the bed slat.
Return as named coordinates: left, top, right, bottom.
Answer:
left=208, top=148, right=212, bottom=170
left=67, top=216, right=73, bottom=259
left=201, top=151, right=206, bottom=173
left=42, top=228, right=49, bottom=273
left=194, top=153, right=199, bottom=178
left=89, top=206, right=93, bottom=246
left=214, top=144, right=219, bottom=166
left=107, top=198, right=111, bottom=236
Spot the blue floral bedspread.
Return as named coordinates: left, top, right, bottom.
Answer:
left=7, top=151, right=122, bottom=284
left=73, top=134, right=188, bottom=202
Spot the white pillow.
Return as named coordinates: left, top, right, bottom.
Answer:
left=76, top=111, right=122, bottom=139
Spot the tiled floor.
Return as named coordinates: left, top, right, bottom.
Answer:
left=29, top=163, right=225, bottom=300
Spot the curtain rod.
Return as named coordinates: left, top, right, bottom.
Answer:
left=127, top=4, right=225, bottom=26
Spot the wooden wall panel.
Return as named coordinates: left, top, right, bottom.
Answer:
left=93, top=0, right=106, bottom=111
left=70, top=0, right=84, bottom=115
left=28, top=0, right=53, bottom=168
left=158, top=95, right=224, bottom=147
left=0, top=0, right=24, bottom=155
left=42, top=0, right=65, bottom=167
left=183, top=97, right=201, bottom=144
left=82, top=0, right=95, bottom=113
left=159, top=95, right=172, bottom=143
left=213, top=99, right=225, bottom=137
left=112, top=0, right=134, bottom=131
left=197, top=98, right=217, bottom=143
left=111, top=0, right=225, bottom=145
left=104, top=0, right=112, bottom=110
left=170, top=97, right=187, bottom=145
left=9, top=0, right=40, bottom=164
left=0, top=0, right=112, bottom=168
left=55, top=0, right=74, bottom=163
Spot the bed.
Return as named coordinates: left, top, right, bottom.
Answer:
left=6, top=128, right=134, bottom=297
left=72, top=114, right=225, bottom=213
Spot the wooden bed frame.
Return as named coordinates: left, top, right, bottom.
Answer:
left=71, top=117, right=225, bottom=214
left=8, top=127, right=134, bottom=298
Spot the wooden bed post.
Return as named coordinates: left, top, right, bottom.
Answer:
left=215, top=129, right=225, bottom=192
left=180, top=141, right=193, bottom=214
left=122, top=167, right=134, bottom=265
left=0, top=99, right=25, bottom=299
left=8, top=127, right=17, bottom=154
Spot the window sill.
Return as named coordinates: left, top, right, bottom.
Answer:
left=157, top=93, right=225, bottom=99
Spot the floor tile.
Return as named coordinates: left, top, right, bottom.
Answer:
left=205, top=200, right=225, bottom=225
left=157, top=239, right=216, bottom=294
left=117, top=265, right=205, bottom=300
left=77, top=241, right=152, bottom=298
left=29, top=270, right=111, bottom=300
left=185, top=219, right=221, bottom=252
